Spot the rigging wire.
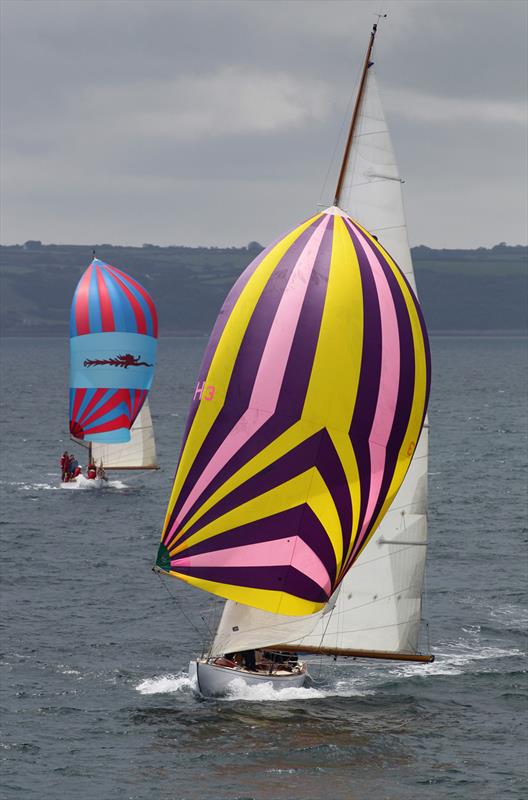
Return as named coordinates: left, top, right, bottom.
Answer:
left=317, top=57, right=363, bottom=209
left=155, top=571, right=205, bottom=639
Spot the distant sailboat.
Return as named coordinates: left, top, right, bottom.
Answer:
left=155, top=22, right=433, bottom=696
left=63, top=258, right=159, bottom=488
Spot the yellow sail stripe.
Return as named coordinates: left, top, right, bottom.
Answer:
left=169, top=470, right=315, bottom=555
left=328, top=429, right=361, bottom=576
left=301, top=215, right=364, bottom=435
left=300, top=214, right=364, bottom=563
left=162, top=212, right=322, bottom=533
left=169, top=214, right=366, bottom=565
left=170, top=214, right=362, bottom=545
left=169, top=467, right=341, bottom=564
left=172, top=419, right=319, bottom=543
left=166, top=571, right=325, bottom=616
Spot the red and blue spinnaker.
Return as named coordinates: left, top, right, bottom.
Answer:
left=69, top=258, right=158, bottom=443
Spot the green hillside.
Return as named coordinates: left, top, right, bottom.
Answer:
left=1, top=241, right=526, bottom=336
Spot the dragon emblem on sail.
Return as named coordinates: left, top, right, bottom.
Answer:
left=83, top=353, right=153, bottom=368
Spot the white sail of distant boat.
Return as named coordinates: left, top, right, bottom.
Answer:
left=91, top=400, right=158, bottom=471
left=155, top=22, right=433, bottom=697
left=62, top=400, right=159, bottom=490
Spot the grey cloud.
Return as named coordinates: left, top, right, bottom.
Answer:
left=1, top=0, right=526, bottom=248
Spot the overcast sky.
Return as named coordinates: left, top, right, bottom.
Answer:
left=1, top=0, right=527, bottom=249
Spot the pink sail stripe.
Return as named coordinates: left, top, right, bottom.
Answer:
left=350, top=225, right=401, bottom=558
left=171, top=535, right=332, bottom=595
left=164, top=215, right=331, bottom=542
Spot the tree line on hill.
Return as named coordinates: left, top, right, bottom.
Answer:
left=1, top=241, right=526, bottom=336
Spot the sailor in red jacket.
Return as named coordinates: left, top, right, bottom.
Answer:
left=60, top=451, right=70, bottom=481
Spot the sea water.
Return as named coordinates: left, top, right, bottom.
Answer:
left=0, top=336, right=526, bottom=800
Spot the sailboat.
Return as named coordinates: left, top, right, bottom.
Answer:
left=154, top=22, right=433, bottom=696
left=63, top=258, right=159, bottom=489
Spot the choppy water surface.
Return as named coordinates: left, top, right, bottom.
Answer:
left=1, top=336, right=526, bottom=799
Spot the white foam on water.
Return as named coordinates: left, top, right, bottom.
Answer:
left=134, top=670, right=370, bottom=702
left=489, top=602, right=528, bottom=631
left=57, top=664, right=82, bottom=676
left=60, top=475, right=129, bottom=490
left=388, top=643, right=524, bottom=679
left=2, top=480, right=59, bottom=491
left=135, top=673, right=194, bottom=695
left=223, top=677, right=327, bottom=702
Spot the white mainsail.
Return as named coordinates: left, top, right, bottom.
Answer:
left=211, top=43, right=429, bottom=659
left=91, top=400, right=158, bottom=470
left=338, top=64, right=417, bottom=293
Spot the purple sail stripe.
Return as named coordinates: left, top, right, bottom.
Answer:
left=175, top=505, right=337, bottom=587
left=366, top=226, right=432, bottom=419
left=171, top=427, right=348, bottom=582
left=344, top=219, right=382, bottom=542
left=416, top=299, right=432, bottom=425
left=170, top=439, right=340, bottom=583
left=314, top=428, right=354, bottom=561
left=168, top=219, right=335, bottom=539
left=171, top=564, right=329, bottom=604
left=342, top=239, right=416, bottom=571
left=171, top=433, right=323, bottom=546
left=167, top=216, right=327, bottom=530
left=177, top=243, right=275, bottom=460
left=166, top=217, right=333, bottom=537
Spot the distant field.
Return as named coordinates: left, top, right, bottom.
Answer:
left=1, top=241, right=526, bottom=335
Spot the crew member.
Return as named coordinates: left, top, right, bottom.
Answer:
left=241, top=650, right=256, bottom=671
left=60, top=451, right=70, bottom=481
left=69, top=455, right=80, bottom=479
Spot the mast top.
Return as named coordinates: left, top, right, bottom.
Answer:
left=333, top=18, right=385, bottom=207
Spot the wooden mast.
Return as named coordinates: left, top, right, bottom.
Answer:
left=333, top=22, right=379, bottom=207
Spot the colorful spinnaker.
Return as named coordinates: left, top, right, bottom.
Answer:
left=156, top=206, right=430, bottom=617
left=69, top=258, right=158, bottom=443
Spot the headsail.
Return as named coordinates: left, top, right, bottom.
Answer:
left=157, top=206, right=430, bottom=617
left=336, top=39, right=415, bottom=290
left=69, top=259, right=158, bottom=444
left=90, top=400, right=158, bottom=470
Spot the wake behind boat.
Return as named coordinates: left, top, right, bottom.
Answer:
left=154, top=22, right=433, bottom=698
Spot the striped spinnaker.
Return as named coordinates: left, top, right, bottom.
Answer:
left=69, top=259, right=158, bottom=443
left=156, top=207, right=430, bottom=616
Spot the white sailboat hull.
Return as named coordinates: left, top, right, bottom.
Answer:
left=60, top=475, right=106, bottom=490
left=192, top=659, right=307, bottom=697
